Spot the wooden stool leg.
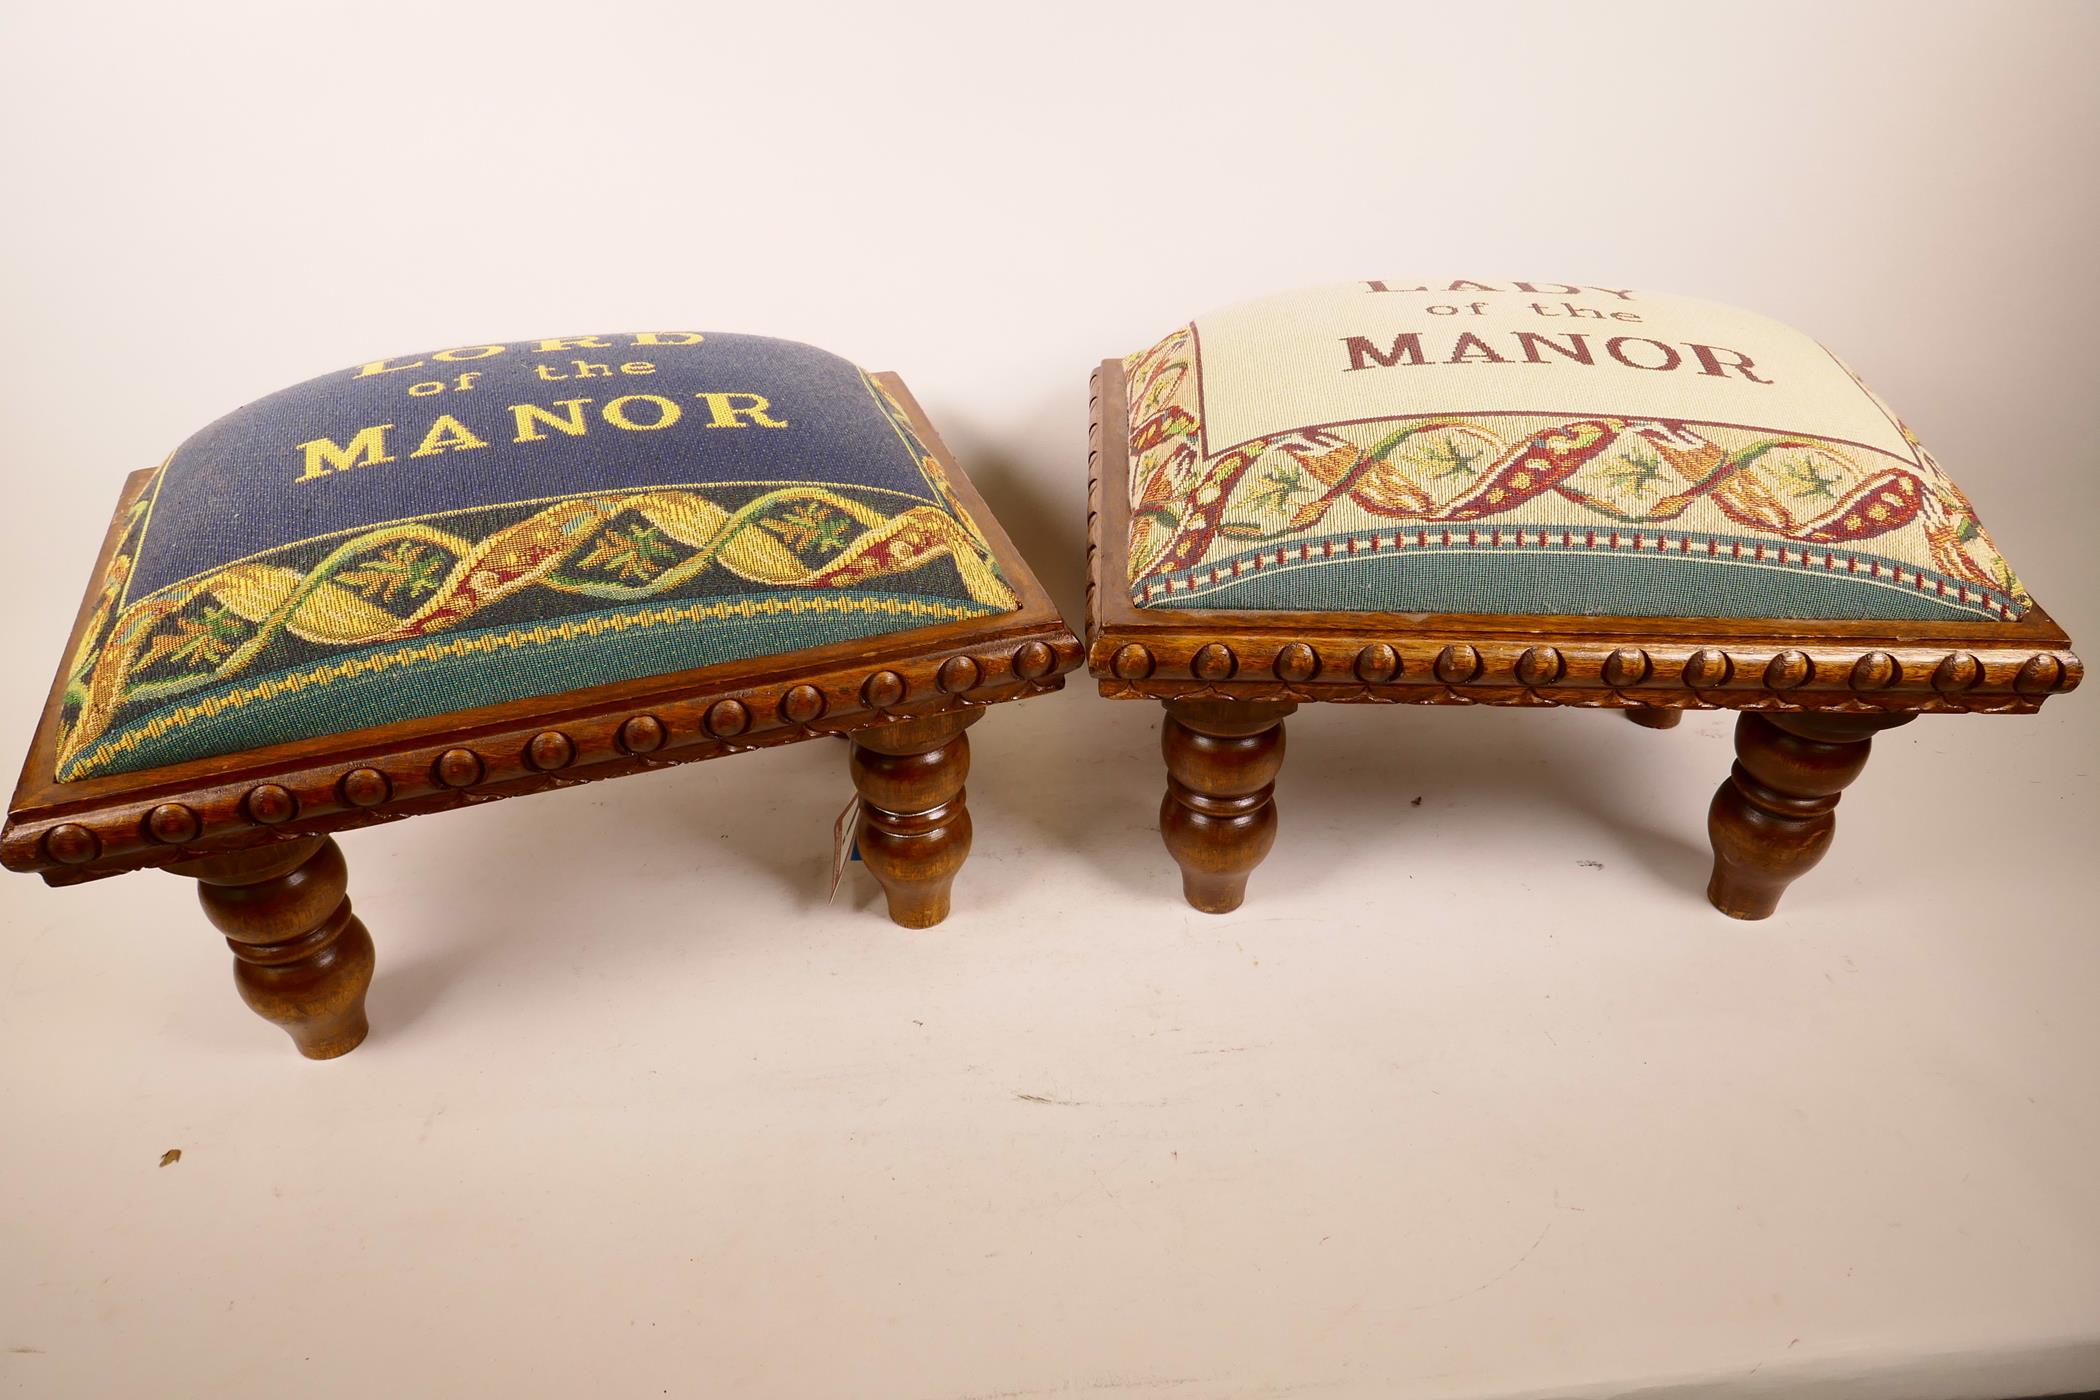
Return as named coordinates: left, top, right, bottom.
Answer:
left=849, top=710, right=980, bottom=928
left=1706, top=711, right=1915, bottom=920
left=1160, top=698, right=1296, bottom=914
left=1625, top=705, right=1683, bottom=730
left=170, top=835, right=375, bottom=1059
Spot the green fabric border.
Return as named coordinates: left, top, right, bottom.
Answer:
left=1136, top=542, right=2006, bottom=622
left=64, top=590, right=999, bottom=780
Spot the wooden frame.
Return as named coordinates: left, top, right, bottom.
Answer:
left=3, top=374, right=1081, bottom=1056
left=1085, top=358, right=2081, bottom=912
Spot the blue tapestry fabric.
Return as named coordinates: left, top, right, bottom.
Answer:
left=58, top=333, right=1016, bottom=780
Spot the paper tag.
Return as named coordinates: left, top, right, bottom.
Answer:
left=828, top=795, right=863, bottom=902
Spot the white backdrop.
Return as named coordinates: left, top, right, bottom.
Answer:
left=2, top=4, right=2096, bottom=1398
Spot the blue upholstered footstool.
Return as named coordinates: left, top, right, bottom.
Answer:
left=4, top=331, right=1078, bottom=1057
left=1085, top=280, right=2079, bottom=915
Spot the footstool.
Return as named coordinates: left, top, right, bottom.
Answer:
left=1086, top=280, right=2079, bottom=915
left=3, top=331, right=1079, bottom=1056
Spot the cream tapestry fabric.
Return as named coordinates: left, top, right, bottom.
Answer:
left=1124, top=281, right=2027, bottom=621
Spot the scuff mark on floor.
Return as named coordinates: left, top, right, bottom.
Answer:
left=1405, top=1222, right=1553, bottom=1312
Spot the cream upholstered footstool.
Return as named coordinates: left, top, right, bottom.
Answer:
left=1085, top=280, right=2079, bottom=915
left=3, top=331, right=1079, bottom=1057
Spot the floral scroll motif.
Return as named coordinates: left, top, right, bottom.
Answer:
left=1122, top=328, right=2027, bottom=619
left=59, top=481, right=1015, bottom=778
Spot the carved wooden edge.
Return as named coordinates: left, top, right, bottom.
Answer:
left=1086, top=363, right=1107, bottom=656
left=1084, top=360, right=2081, bottom=715
left=1088, top=636, right=2080, bottom=712
left=5, top=369, right=1083, bottom=885
left=5, top=635, right=1082, bottom=884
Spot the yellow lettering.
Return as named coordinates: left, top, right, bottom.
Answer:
left=603, top=394, right=681, bottom=431
left=511, top=398, right=594, bottom=442
left=432, top=345, right=505, bottom=363
left=356, top=356, right=423, bottom=378
left=410, top=414, right=490, bottom=458
left=619, top=361, right=656, bottom=375
left=631, top=332, right=704, bottom=346
left=535, top=336, right=612, bottom=352
left=408, top=380, right=446, bottom=396
left=696, top=392, right=787, bottom=429
left=294, top=425, right=395, bottom=482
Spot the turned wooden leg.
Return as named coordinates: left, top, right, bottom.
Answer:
left=1625, top=704, right=1683, bottom=730
left=169, top=835, right=375, bottom=1058
left=1160, top=698, right=1295, bottom=914
left=849, top=709, right=980, bottom=928
left=1706, top=711, right=1916, bottom=920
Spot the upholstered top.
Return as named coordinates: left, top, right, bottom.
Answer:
left=57, top=333, right=1014, bottom=780
left=1122, top=281, right=2027, bottom=623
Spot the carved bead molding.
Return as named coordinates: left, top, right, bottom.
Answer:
left=1084, top=366, right=1107, bottom=653
left=5, top=635, right=1084, bottom=883
left=1088, top=633, right=2081, bottom=715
